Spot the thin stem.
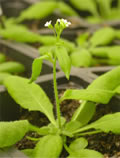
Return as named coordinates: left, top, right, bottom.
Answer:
left=76, top=130, right=102, bottom=136
left=53, top=56, right=61, bottom=128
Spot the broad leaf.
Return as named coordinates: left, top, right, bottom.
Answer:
left=0, top=72, right=11, bottom=84
left=18, top=1, right=57, bottom=21
left=0, top=120, right=29, bottom=148
left=33, top=135, right=63, bottom=158
left=71, top=66, right=120, bottom=124
left=90, top=27, right=115, bottom=46
left=0, top=62, right=25, bottom=74
left=87, top=66, right=120, bottom=90
left=55, top=46, right=71, bottom=79
left=61, top=89, right=114, bottom=104
left=76, top=113, right=120, bottom=134
left=69, top=137, right=88, bottom=152
left=0, top=25, right=41, bottom=43
left=67, top=149, right=103, bottom=158
left=70, top=49, right=92, bottom=67
left=0, top=53, right=6, bottom=63
left=58, top=2, right=78, bottom=16
left=4, top=76, right=56, bottom=125
left=70, top=0, right=98, bottom=16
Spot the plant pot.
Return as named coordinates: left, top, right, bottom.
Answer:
left=0, top=147, right=28, bottom=158
left=0, top=0, right=30, bottom=17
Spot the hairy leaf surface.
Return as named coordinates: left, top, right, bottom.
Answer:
left=4, top=76, right=56, bottom=125
left=76, top=113, right=120, bottom=134
left=61, top=89, right=114, bottom=104
left=0, top=120, right=29, bottom=148
left=33, top=135, right=63, bottom=158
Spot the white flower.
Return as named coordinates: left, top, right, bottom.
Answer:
left=57, top=19, right=61, bottom=23
left=57, top=18, right=71, bottom=27
left=44, top=20, right=52, bottom=27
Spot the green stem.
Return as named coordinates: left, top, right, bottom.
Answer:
left=76, top=130, right=102, bottom=136
left=53, top=56, right=61, bottom=128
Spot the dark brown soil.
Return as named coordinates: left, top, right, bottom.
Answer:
left=16, top=85, right=120, bottom=158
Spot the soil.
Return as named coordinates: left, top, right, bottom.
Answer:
left=16, top=83, right=120, bottom=158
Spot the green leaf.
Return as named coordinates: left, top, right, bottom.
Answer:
left=0, top=25, right=41, bottom=43
left=76, top=32, right=89, bottom=47
left=0, top=72, right=11, bottom=85
left=18, top=1, right=57, bottom=21
left=61, top=89, right=114, bottom=104
left=67, top=149, right=103, bottom=158
left=86, top=16, right=102, bottom=24
left=0, top=53, right=6, bottom=63
left=87, top=66, right=120, bottom=91
left=90, top=27, right=115, bottom=46
left=90, top=47, right=110, bottom=58
left=69, top=137, right=88, bottom=152
left=38, top=46, right=55, bottom=56
left=29, top=124, right=50, bottom=136
left=30, top=55, right=50, bottom=83
left=33, top=135, right=63, bottom=158
left=70, top=0, right=98, bottom=16
left=58, top=2, right=78, bottom=16
left=97, top=0, right=112, bottom=18
left=4, top=76, right=56, bottom=125
left=71, top=66, right=120, bottom=125
left=72, top=101, right=96, bottom=125
left=64, top=121, right=82, bottom=133
left=22, top=149, right=34, bottom=158
left=115, top=30, right=120, bottom=39
left=70, top=49, right=92, bottom=67
left=90, top=46, right=120, bottom=65
left=0, top=120, right=29, bottom=148
left=77, top=113, right=120, bottom=134
left=0, top=62, right=25, bottom=74
left=55, top=46, right=71, bottom=79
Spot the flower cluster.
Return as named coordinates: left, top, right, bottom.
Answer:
left=44, top=18, right=71, bottom=41
left=44, top=18, right=71, bottom=28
